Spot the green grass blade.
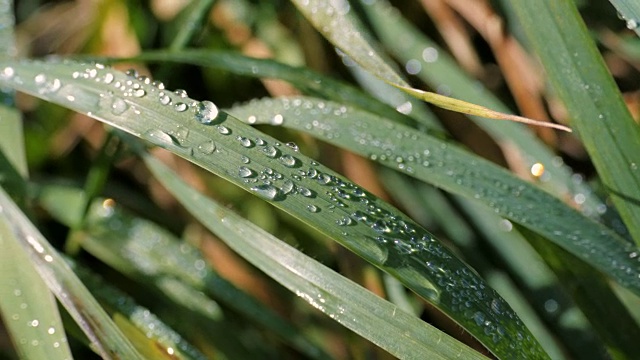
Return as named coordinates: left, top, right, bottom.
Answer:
left=0, top=215, right=73, bottom=360
left=226, top=96, right=640, bottom=295
left=168, top=0, right=216, bottom=51
left=67, top=191, right=329, bottom=360
left=289, top=0, right=569, bottom=131
left=68, top=260, right=210, bottom=360
left=123, top=49, right=419, bottom=127
left=0, top=59, right=548, bottom=359
left=360, top=0, right=607, bottom=221
left=0, top=187, right=145, bottom=359
left=607, top=0, right=640, bottom=37
left=508, top=0, right=640, bottom=245
left=143, top=153, right=489, bottom=360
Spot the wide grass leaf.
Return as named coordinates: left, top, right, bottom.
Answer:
left=0, top=59, right=547, bottom=359
left=143, top=154, right=488, bottom=360
left=508, top=0, right=640, bottom=245
left=227, top=96, right=640, bottom=295
left=0, top=214, right=73, bottom=360
left=0, top=187, right=144, bottom=359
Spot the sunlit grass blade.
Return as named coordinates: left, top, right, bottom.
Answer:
left=0, top=187, right=144, bottom=359
left=0, top=59, right=548, bottom=359
left=0, top=216, right=73, bottom=360
left=37, top=182, right=330, bottom=360
left=119, top=50, right=419, bottom=127
left=68, top=260, right=210, bottom=360
left=508, top=0, right=640, bottom=246
left=360, top=0, right=606, bottom=220
left=289, top=0, right=569, bottom=131
left=607, top=0, right=640, bottom=37
left=227, top=96, right=640, bottom=295
left=143, top=153, right=489, bottom=360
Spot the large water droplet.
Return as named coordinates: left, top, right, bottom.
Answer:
left=111, top=97, right=128, bottom=115
left=145, top=129, right=176, bottom=147
left=195, top=101, right=219, bottom=125
left=196, top=141, right=216, bottom=154
left=250, top=184, right=280, bottom=200
left=263, top=145, right=279, bottom=158
left=279, top=155, right=298, bottom=167
left=237, top=136, right=253, bottom=148
left=281, top=180, right=295, bottom=194
left=298, top=187, right=314, bottom=197
left=238, top=166, right=255, bottom=178
left=175, top=102, right=188, bottom=112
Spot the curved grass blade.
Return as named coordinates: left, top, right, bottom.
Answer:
left=143, top=153, right=489, bottom=360
left=360, top=0, right=607, bottom=222
left=289, top=0, right=570, bottom=132
left=0, top=59, right=548, bottom=359
left=68, top=260, right=210, bottom=360
left=508, top=0, right=640, bottom=246
left=0, top=187, right=144, bottom=360
left=0, top=217, right=73, bottom=360
left=37, top=184, right=316, bottom=357
left=607, top=0, right=640, bottom=37
left=226, top=96, right=640, bottom=296
left=168, top=0, right=216, bottom=51
left=119, top=50, right=420, bottom=128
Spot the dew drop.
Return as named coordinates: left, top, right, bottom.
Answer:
left=195, top=101, right=219, bottom=125
left=530, top=162, right=545, bottom=178
left=174, top=89, right=188, bottom=98
left=237, top=136, right=253, bottom=148
left=111, top=97, right=128, bottom=115
left=285, top=142, right=299, bottom=151
left=280, top=155, right=298, bottom=167
left=196, top=141, right=216, bottom=154
left=307, top=204, right=319, bottom=213
left=255, top=138, right=266, bottom=146
left=175, top=102, right=188, bottom=112
left=250, top=184, right=280, bottom=200
left=103, top=73, right=114, bottom=84
left=1, top=66, right=14, bottom=79
left=125, top=69, right=139, bottom=78
left=298, top=187, right=313, bottom=197
left=263, top=145, right=279, bottom=158
left=281, top=180, right=295, bottom=194
left=217, top=125, right=231, bottom=135
left=238, top=166, right=255, bottom=178
left=241, top=156, right=250, bottom=164
left=159, top=93, right=171, bottom=105
left=271, top=114, right=284, bottom=125
left=145, top=129, right=176, bottom=147
left=132, top=88, right=146, bottom=97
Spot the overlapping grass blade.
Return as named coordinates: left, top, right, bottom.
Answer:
left=38, top=182, right=330, bottom=359
left=360, top=0, right=607, bottom=221
left=0, top=187, right=144, bottom=359
left=0, top=59, right=548, bottom=359
left=289, top=0, right=569, bottom=131
left=143, top=153, right=488, bottom=360
left=0, top=213, right=73, bottom=360
left=126, top=49, right=419, bottom=127
left=227, top=96, right=640, bottom=294
left=607, top=0, right=640, bottom=37
left=508, top=0, right=640, bottom=245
